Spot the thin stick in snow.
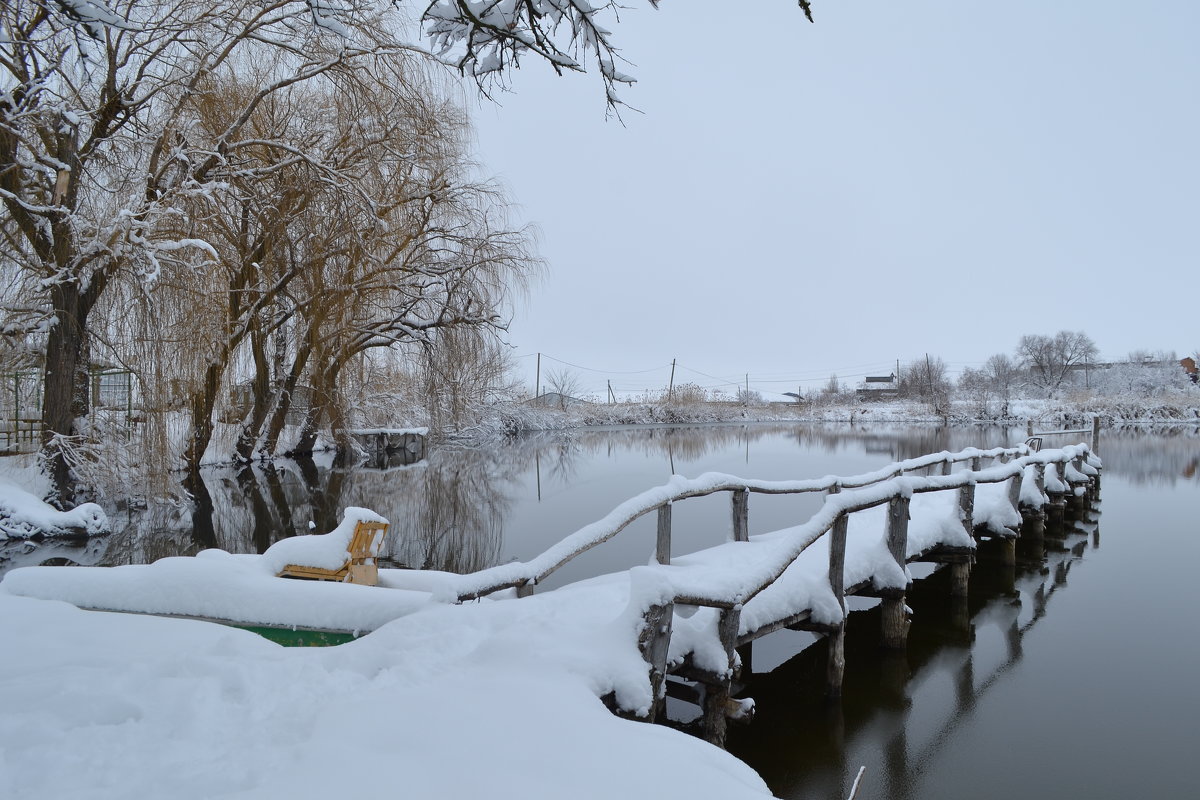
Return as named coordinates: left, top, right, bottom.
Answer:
left=846, top=766, right=867, bottom=800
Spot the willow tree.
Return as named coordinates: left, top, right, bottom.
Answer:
left=0, top=1, right=437, bottom=503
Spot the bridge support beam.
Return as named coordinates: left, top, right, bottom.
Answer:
left=701, top=606, right=742, bottom=748
left=950, top=560, right=971, bottom=598
left=826, top=622, right=846, bottom=699
left=1000, top=537, right=1017, bottom=567
left=880, top=593, right=910, bottom=650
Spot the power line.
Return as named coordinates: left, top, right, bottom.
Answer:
left=536, top=353, right=673, bottom=375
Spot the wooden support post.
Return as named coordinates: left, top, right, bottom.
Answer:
left=1092, top=415, right=1101, bottom=453
left=656, top=502, right=672, bottom=565
left=950, top=560, right=971, bottom=598
left=941, top=459, right=953, bottom=476
left=1067, top=456, right=1088, bottom=512
left=949, top=559, right=972, bottom=638
left=731, top=488, right=749, bottom=543
left=637, top=603, right=674, bottom=722
left=827, top=622, right=847, bottom=700
left=516, top=581, right=535, bottom=598
left=1020, top=509, right=1045, bottom=541
left=1047, top=498, right=1066, bottom=530
left=970, top=456, right=981, bottom=472
left=1001, top=537, right=1017, bottom=567
left=881, top=495, right=911, bottom=649
left=701, top=606, right=742, bottom=748
left=827, top=514, right=848, bottom=698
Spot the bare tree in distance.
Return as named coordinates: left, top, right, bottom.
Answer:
left=983, top=353, right=1020, bottom=416
left=899, top=355, right=951, bottom=409
left=1016, top=331, right=1098, bottom=398
left=545, top=368, right=584, bottom=409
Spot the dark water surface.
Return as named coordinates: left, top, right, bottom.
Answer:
left=6, top=422, right=1197, bottom=798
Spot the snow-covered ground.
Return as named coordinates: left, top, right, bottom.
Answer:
left=0, top=588, right=772, bottom=800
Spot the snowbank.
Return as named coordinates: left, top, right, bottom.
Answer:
left=0, top=475, right=108, bottom=540
left=0, top=590, right=772, bottom=800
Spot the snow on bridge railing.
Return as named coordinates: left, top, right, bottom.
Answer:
left=450, top=443, right=1099, bottom=603
left=629, top=444, right=1098, bottom=611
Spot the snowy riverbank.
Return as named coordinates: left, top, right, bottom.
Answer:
left=458, top=394, right=1200, bottom=442
left=0, top=588, right=773, bottom=800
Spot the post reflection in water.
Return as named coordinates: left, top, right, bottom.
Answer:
left=727, top=506, right=1102, bottom=800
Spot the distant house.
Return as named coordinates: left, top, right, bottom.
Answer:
left=856, top=373, right=898, bottom=400
left=1182, top=357, right=1198, bottom=384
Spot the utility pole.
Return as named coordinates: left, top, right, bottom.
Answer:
left=535, top=352, right=541, bottom=406
left=608, top=380, right=615, bottom=404
left=668, top=359, right=676, bottom=401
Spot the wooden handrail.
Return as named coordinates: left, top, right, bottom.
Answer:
left=453, top=443, right=1097, bottom=603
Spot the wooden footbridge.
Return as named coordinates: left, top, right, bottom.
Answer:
left=447, top=433, right=1102, bottom=747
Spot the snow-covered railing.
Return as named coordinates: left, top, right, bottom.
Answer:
left=646, top=443, right=1099, bottom=743
left=452, top=444, right=1092, bottom=602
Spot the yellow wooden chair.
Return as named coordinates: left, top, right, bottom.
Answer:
left=276, top=520, right=388, bottom=586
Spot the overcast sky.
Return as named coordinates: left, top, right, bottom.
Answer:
left=467, top=1, right=1197, bottom=399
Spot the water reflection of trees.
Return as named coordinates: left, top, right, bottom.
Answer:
left=513, top=424, right=983, bottom=473
left=344, top=448, right=518, bottom=574
left=94, top=445, right=521, bottom=574
left=1086, top=426, right=1200, bottom=485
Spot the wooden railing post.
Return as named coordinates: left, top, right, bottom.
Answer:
left=958, top=479, right=976, bottom=536
left=638, top=602, right=674, bottom=722
left=881, top=495, right=911, bottom=649
left=731, top=488, right=749, bottom=543
left=656, top=502, right=672, bottom=565
left=1006, top=467, right=1022, bottom=517
left=826, top=514, right=848, bottom=697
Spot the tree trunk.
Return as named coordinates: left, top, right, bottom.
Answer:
left=40, top=281, right=94, bottom=509
left=262, top=333, right=312, bottom=458
left=288, top=359, right=341, bottom=459
left=235, top=323, right=274, bottom=462
left=183, top=359, right=226, bottom=474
